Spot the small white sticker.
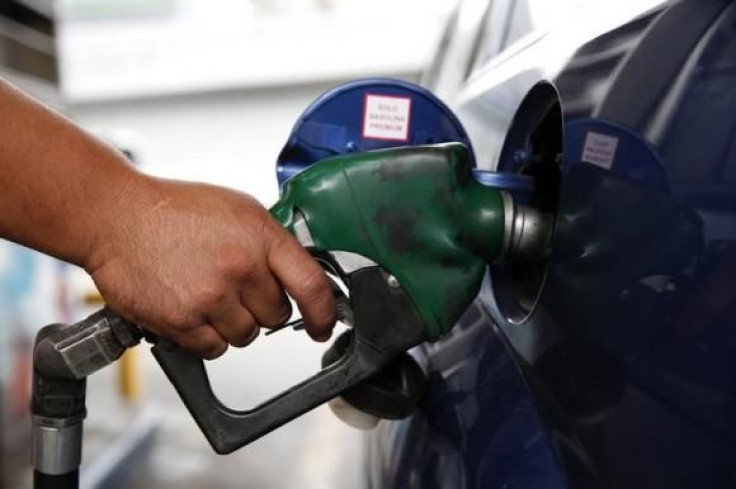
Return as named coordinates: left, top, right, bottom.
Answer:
left=362, top=94, right=411, bottom=141
left=581, top=131, right=619, bottom=169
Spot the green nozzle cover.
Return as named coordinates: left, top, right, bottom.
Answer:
left=270, top=143, right=506, bottom=340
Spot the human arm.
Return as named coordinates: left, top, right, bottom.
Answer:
left=0, top=79, right=335, bottom=358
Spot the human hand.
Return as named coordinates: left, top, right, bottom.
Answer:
left=84, top=174, right=336, bottom=359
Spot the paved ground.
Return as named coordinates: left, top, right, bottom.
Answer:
left=82, top=324, right=366, bottom=489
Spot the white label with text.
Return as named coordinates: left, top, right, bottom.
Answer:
left=581, top=131, right=619, bottom=169
left=362, top=94, right=411, bottom=141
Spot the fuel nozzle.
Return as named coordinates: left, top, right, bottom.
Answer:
left=271, top=143, right=553, bottom=426
left=323, top=189, right=553, bottom=427
left=458, top=182, right=552, bottom=266
left=273, top=142, right=553, bottom=340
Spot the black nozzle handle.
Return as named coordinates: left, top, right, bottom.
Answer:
left=149, top=266, right=428, bottom=454
left=150, top=333, right=387, bottom=454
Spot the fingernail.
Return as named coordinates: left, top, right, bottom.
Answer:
left=246, top=327, right=260, bottom=344
left=277, top=305, right=293, bottom=325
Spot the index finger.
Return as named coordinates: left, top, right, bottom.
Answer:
left=267, top=231, right=336, bottom=341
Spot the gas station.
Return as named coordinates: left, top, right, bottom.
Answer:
left=3, top=2, right=736, bottom=489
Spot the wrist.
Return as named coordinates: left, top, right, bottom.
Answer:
left=81, top=167, right=152, bottom=274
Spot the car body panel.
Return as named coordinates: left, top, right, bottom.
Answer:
left=366, top=300, right=570, bottom=489
left=368, top=1, right=736, bottom=488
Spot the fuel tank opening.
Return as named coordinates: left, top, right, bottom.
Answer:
left=491, top=81, right=562, bottom=323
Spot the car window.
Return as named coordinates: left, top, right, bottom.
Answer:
left=422, top=5, right=460, bottom=89
left=501, top=0, right=534, bottom=49
left=470, top=0, right=586, bottom=76
left=467, top=0, right=513, bottom=76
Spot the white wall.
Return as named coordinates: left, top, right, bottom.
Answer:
left=69, top=83, right=344, bottom=205
left=59, top=0, right=450, bottom=102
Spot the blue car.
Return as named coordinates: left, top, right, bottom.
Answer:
left=366, top=1, right=736, bottom=488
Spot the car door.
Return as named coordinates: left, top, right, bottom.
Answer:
left=367, top=1, right=736, bottom=488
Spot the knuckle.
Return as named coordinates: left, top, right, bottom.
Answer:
left=299, top=269, right=331, bottom=303
left=204, top=335, right=229, bottom=359
left=196, top=284, right=227, bottom=309
left=179, top=335, right=224, bottom=360
left=217, top=245, right=255, bottom=280
left=300, top=276, right=335, bottom=327
left=267, top=228, right=301, bottom=262
left=227, top=322, right=259, bottom=348
left=256, top=214, right=279, bottom=242
left=261, top=300, right=292, bottom=328
left=203, top=342, right=228, bottom=360
left=239, top=264, right=258, bottom=284
left=165, top=312, right=196, bottom=333
left=175, top=323, right=228, bottom=359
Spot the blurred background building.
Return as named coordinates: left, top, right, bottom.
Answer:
left=0, top=0, right=452, bottom=488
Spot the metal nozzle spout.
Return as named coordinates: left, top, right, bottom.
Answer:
left=505, top=202, right=553, bottom=261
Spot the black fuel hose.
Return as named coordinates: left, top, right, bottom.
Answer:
left=34, top=469, right=79, bottom=489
